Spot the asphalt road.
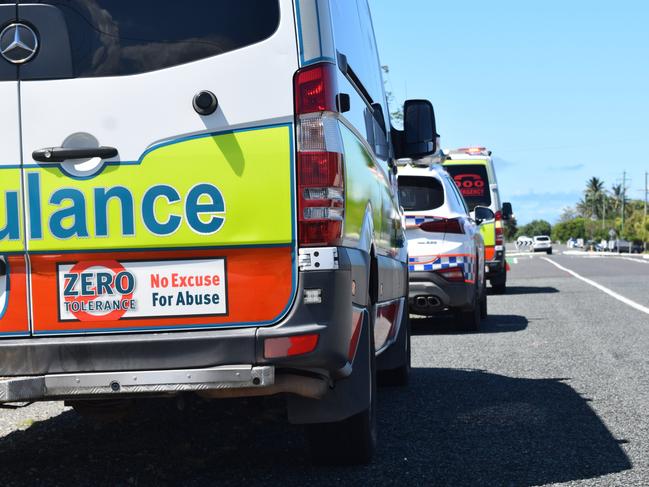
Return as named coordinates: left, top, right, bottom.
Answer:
left=1, top=249, right=648, bottom=486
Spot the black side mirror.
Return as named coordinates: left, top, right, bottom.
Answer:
left=474, top=206, right=495, bottom=225
left=501, top=202, right=513, bottom=220
left=402, top=99, right=437, bottom=159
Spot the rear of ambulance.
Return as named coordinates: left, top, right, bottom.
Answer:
left=0, top=0, right=359, bottom=415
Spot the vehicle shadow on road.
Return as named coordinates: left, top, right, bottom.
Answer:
left=411, top=313, right=528, bottom=335
left=0, top=369, right=630, bottom=486
left=495, top=286, right=559, bottom=295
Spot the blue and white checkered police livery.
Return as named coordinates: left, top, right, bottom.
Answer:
left=405, top=215, right=438, bottom=228
left=409, top=254, right=476, bottom=282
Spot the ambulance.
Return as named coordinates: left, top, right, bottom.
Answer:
left=443, top=148, right=512, bottom=293
left=0, top=0, right=437, bottom=464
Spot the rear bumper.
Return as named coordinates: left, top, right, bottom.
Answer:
left=408, top=271, right=473, bottom=313
left=0, top=365, right=274, bottom=403
left=0, top=248, right=376, bottom=382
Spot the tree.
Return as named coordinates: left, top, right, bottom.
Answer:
left=504, top=216, right=518, bottom=241
left=381, top=65, right=403, bottom=126
left=516, top=219, right=552, bottom=238
left=559, top=206, right=578, bottom=223
left=552, top=218, right=587, bottom=242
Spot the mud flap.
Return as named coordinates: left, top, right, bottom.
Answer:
left=286, top=312, right=371, bottom=425
left=377, top=303, right=409, bottom=372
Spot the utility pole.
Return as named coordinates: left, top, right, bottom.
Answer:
left=618, top=170, right=631, bottom=236
left=622, top=170, right=626, bottom=235
left=642, top=171, right=649, bottom=252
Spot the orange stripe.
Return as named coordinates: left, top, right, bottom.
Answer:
left=485, top=246, right=496, bottom=261
left=0, top=256, right=30, bottom=335
left=30, top=247, right=294, bottom=333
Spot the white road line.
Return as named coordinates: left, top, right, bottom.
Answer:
left=619, top=257, right=649, bottom=264
left=542, top=257, right=649, bottom=316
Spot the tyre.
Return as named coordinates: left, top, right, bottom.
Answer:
left=454, top=285, right=480, bottom=332
left=306, top=303, right=377, bottom=465
left=378, top=308, right=411, bottom=387
left=490, top=266, right=507, bottom=294
left=479, top=282, right=488, bottom=319
left=546, top=248, right=552, bottom=255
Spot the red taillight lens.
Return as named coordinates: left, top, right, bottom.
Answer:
left=299, top=152, right=343, bottom=187
left=495, top=210, right=504, bottom=245
left=298, top=151, right=344, bottom=246
left=435, top=267, right=465, bottom=282
left=294, top=63, right=338, bottom=115
left=348, top=309, right=364, bottom=362
left=419, top=218, right=465, bottom=234
left=294, top=63, right=345, bottom=247
left=264, top=334, right=319, bottom=359
left=419, top=219, right=447, bottom=233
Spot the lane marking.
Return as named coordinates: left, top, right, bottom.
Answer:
left=619, top=257, right=649, bottom=265
left=542, top=257, right=649, bottom=316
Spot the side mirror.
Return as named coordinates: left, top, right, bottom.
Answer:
left=402, top=99, right=437, bottom=159
left=501, top=202, right=513, bottom=220
left=474, top=206, right=495, bottom=225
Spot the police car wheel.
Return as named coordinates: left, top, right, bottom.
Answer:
left=454, top=287, right=480, bottom=332
left=490, top=268, right=507, bottom=295
left=479, top=282, right=488, bottom=320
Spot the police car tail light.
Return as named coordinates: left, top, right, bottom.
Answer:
left=495, top=211, right=504, bottom=245
left=419, top=218, right=464, bottom=235
left=435, top=267, right=465, bottom=282
left=294, top=63, right=345, bottom=247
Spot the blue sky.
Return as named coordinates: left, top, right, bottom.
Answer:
left=370, top=0, right=649, bottom=224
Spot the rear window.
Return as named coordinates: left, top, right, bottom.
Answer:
left=398, top=176, right=444, bottom=211
left=444, top=164, right=491, bottom=211
left=535, top=236, right=550, bottom=241
left=30, top=0, right=281, bottom=78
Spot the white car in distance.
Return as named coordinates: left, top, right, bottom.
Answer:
left=533, top=235, right=553, bottom=254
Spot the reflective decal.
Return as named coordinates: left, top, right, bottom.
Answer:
left=58, top=258, right=227, bottom=322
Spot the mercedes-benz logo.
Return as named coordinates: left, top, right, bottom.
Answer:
left=0, top=23, right=39, bottom=65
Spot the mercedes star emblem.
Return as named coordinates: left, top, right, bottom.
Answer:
left=0, top=23, right=39, bottom=65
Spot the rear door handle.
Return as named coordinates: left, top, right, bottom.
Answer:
left=32, top=146, right=118, bottom=163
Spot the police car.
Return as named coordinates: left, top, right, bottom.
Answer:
left=443, top=148, right=513, bottom=294
left=398, top=163, right=490, bottom=331
left=0, top=0, right=436, bottom=465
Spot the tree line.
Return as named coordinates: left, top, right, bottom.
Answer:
left=504, top=177, right=648, bottom=244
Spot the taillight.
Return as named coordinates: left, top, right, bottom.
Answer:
left=294, top=63, right=345, bottom=247
left=435, top=267, right=465, bottom=282
left=264, top=334, right=319, bottom=359
left=294, top=63, right=337, bottom=114
left=419, top=218, right=465, bottom=234
left=495, top=210, right=504, bottom=245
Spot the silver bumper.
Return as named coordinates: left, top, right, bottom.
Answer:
left=0, top=365, right=274, bottom=403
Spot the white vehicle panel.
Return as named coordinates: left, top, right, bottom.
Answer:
left=0, top=82, right=19, bottom=166
left=20, top=5, right=298, bottom=162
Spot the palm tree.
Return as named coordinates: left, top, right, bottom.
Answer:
left=586, top=177, right=604, bottom=195
left=611, top=184, right=625, bottom=215
left=580, top=177, right=606, bottom=219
